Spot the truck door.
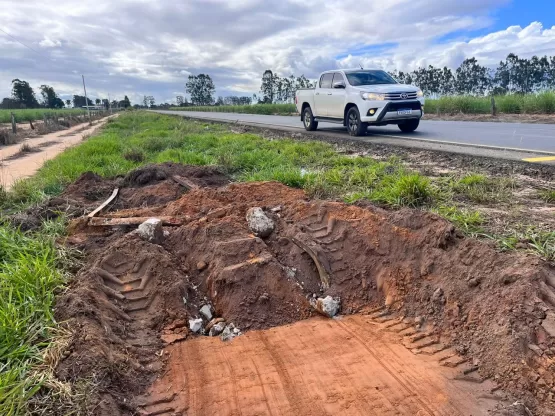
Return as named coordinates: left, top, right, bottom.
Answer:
left=315, top=73, right=333, bottom=116
left=328, top=72, right=347, bottom=118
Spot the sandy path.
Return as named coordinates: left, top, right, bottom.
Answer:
left=142, top=315, right=509, bottom=416
left=0, top=116, right=114, bottom=189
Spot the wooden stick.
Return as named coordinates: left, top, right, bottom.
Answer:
left=171, top=175, right=199, bottom=190
left=88, top=188, right=119, bottom=218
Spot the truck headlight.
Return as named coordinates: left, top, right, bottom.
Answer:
left=360, top=92, right=385, bottom=101
left=416, top=89, right=424, bottom=98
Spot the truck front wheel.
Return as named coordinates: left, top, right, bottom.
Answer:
left=398, top=119, right=420, bottom=133
left=303, top=107, right=318, bottom=131
left=346, top=107, right=367, bottom=136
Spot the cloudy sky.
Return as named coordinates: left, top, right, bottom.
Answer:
left=0, top=0, right=554, bottom=105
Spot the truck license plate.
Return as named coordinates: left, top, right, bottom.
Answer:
left=397, top=109, right=412, bottom=115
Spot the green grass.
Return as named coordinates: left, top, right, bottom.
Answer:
left=488, top=228, right=555, bottom=262
left=168, top=103, right=297, bottom=115
left=0, top=109, right=87, bottom=124
left=539, top=189, right=555, bottom=203
left=452, top=173, right=515, bottom=203
left=425, top=91, right=555, bottom=115
left=0, top=217, right=76, bottom=415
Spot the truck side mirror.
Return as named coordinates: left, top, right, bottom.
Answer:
left=333, top=81, right=346, bottom=89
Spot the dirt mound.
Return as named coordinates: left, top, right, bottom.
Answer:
left=8, top=163, right=230, bottom=231
left=53, top=175, right=555, bottom=414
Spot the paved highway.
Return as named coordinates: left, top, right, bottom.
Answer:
left=154, top=110, right=555, bottom=162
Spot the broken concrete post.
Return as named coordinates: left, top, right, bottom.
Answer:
left=137, top=218, right=164, bottom=244
left=189, top=318, right=203, bottom=333
left=200, top=304, right=213, bottom=321
left=311, top=295, right=340, bottom=318
left=246, top=207, right=275, bottom=238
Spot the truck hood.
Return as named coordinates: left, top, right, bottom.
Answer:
left=354, top=84, right=418, bottom=93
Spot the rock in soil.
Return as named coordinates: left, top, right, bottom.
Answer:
left=199, top=304, right=213, bottom=321
left=246, top=207, right=275, bottom=237
left=209, top=322, right=226, bottom=337
left=311, top=295, right=341, bottom=317
left=137, top=218, right=163, bottom=244
left=189, top=318, right=203, bottom=333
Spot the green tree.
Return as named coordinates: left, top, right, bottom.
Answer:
left=260, top=70, right=274, bottom=103
left=95, top=98, right=101, bottom=105
left=454, top=58, right=491, bottom=95
left=11, top=79, right=39, bottom=108
left=65, top=99, right=71, bottom=107
left=186, top=74, right=216, bottom=106
left=73, top=95, right=93, bottom=108
left=122, top=95, right=131, bottom=108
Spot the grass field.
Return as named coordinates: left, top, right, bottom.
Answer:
left=1, top=110, right=553, bottom=413
left=169, top=103, right=297, bottom=115
left=168, top=92, right=555, bottom=116
left=0, top=109, right=88, bottom=124
left=425, top=92, right=555, bottom=114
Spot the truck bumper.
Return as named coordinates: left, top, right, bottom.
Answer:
left=360, top=99, right=424, bottom=124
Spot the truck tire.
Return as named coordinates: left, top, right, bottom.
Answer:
left=303, top=107, right=318, bottom=131
left=398, top=119, right=420, bottom=133
left=346, top=107, right=367, bottom=136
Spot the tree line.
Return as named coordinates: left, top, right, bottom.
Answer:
left=390, top=53, right=555, bottom=97
left=0, top=78, right=132, bottom=110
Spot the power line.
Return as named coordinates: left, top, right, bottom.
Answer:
left=0, top=27, right=43, bottom=55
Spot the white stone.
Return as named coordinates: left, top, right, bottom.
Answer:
left=189, top=318, right=203, bottom=333
left=246, top=207, right=275, bottom=238
left=200, top=304, right=213, bottom=321
left=221, top=323, right=241, bottom=342
left=209, top=322, right=225, bottom=337
left=137, top=218, right=163, bottom=244
left=312, top=295, right=340, bottom=318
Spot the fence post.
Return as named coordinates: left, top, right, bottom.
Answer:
left=491, top=96, right=497, bottom=116
left=43, top=114, right=48, bottom=128
left=10, top=112, right=16, bottom=134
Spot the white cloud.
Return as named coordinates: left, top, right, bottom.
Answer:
left=0, top=0, right=553, bottom=103
left=39, top=38, right=61, bottom=48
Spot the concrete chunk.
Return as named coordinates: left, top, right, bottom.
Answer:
left=189, top=318, right=203, bottom=333
left=311, top=295, right=340, bottom=318
left=200, top=304, right=213, bottom=321
left=246, top=207, right=275, bottom=238
left=137, top=218, right=163, bottom=244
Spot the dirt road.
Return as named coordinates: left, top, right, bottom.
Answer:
left=144, top=315, right=505, bottom=416
left=0, top=116, right=114, bottom=189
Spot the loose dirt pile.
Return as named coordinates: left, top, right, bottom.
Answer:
left=45, top=163, right=555, bottom=415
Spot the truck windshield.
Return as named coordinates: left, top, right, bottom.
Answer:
left=345, top=70, right=397, bottom=86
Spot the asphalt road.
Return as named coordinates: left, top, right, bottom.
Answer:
left=154, top=110, right=555, bottom=162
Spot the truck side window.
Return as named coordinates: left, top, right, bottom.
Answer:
left=332, top=73, right=345, bottom=85
left=320, top=73, right=333, bottom=89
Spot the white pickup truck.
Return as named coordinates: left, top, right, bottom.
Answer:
left=295, top=69, right=424, bottom=136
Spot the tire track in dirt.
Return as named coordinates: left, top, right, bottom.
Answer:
left=145, top=316, right=508, bottom=415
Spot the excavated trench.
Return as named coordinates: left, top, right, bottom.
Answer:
left=25, top=163, right=554, bottom=415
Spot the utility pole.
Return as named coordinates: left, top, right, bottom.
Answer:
left=82, top=74, right=91, bottom=124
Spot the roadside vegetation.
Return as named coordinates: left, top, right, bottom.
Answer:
left=0, top=109, right=87, bottom=124
left=425, top=92, right=555, bottom=115
left=0, top=216, right=80, bottom=415
left=169, top=103, right=297, bottom=115
left=167, top=92, right=555, bottom=117
left=1, top=110, right=554, bottom=412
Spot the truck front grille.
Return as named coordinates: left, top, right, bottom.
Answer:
left=384, top=92, right=418, bottom=100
